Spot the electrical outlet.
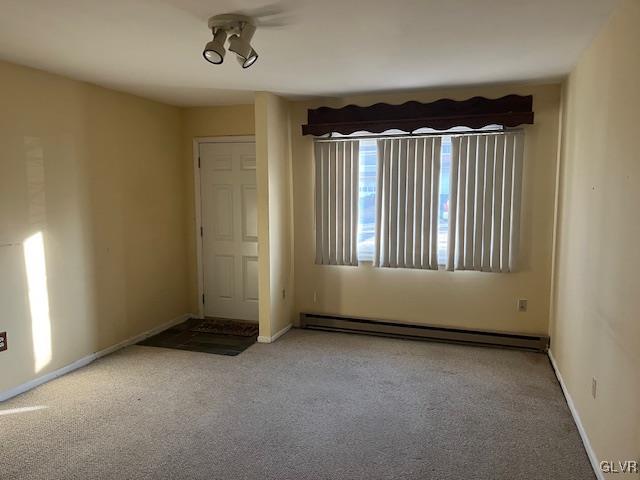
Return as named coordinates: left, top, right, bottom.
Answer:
left=592, top=377, right=597, bottom=399
left=0, top=332, right=7, bottom=352
left=517, top=299, right=528, bottom=312
left=313, top=291, right=318, bottom=303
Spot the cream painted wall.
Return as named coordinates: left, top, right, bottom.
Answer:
left=550, top=0, right=640, bottom=469
left=255, top=92, right=296, bottom=339
left=0, top=60, right=189, bottom=393
left=181, top=105, right=255, bottom=313
left=291, top=83, right=561, bottom=334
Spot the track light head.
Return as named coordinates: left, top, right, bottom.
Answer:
left=237, top=48, right=258, bottom=68
left=203, top=29, right=227, bottom=64
left=228, top=23, right=258, bottom=68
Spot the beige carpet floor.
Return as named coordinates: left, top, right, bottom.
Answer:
left=0, top=328, right=594, bottom=479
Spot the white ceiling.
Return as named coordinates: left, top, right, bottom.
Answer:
left=0, top=0, right=619, bottom=106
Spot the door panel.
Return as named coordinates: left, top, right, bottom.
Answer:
left=213, top=185, right=233, bottom=240
left=242, top=256, right=259, bottom=301
left=240, top=153, right=256, bottom=170
left=241, top=185, right=258, bottom=242
left=200, top=141, right=258, bottom=321
left=214, top=255, right=234, bottom=299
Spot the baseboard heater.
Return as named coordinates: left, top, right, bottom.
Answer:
left=300, top=313, right=549, bottom=352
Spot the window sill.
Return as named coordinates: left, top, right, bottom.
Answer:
left=355, top=260, right=447, bottom=270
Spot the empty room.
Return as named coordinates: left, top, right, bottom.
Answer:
left=0, top=1, right=638, bottom=479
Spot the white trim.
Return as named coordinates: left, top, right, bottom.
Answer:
left=193, top=135, right=256, bottom=319
left=548, top=350, right=604, bottom=480
left=193, top=138, right=204, bottom=319
left=0, top=313, right=193, bottom=403
left=258, top=324, right=292, bottom=344
left=196, top=135, right=256, bottom=144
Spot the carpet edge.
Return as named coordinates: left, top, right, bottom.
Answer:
left=0, top=312, right=193, bottom=402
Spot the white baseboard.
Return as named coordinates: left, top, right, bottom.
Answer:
left=0, top=313, right=193, bottom=403
left=548, top=350, right=604, bottom=480
left=258, top=323, right=292, bottom=344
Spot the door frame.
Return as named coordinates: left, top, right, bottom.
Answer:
left=193, top=135, right=256, bottom=319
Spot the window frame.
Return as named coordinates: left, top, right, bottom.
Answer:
left=319, top=125, right=508, bottom=269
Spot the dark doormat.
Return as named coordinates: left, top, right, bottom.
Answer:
left=138, top=317, right=258, bottom=356
left=192, top=318, right=258, bottom=337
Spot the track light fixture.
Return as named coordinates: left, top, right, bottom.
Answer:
left=204, top=14, right=259, bottom=68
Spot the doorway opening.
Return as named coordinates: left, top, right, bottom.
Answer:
left=190, top=136, right=259, bottom=352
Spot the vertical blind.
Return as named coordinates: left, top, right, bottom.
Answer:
left=374, top=137, right=442, bottom=269
left=314, top=140, right=360, bottom=265
left=447, top=132, right=524, bottom=272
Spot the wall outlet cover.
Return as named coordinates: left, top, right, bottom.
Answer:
left=0, top=332, right=7, bottom=352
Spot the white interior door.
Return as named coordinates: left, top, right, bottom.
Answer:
left=200, top=141, right=258, bottom=321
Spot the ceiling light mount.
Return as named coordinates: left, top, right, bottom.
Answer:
left=207, top=14, right=252, bottom=33
left=204, top=14, right=259, bottom=68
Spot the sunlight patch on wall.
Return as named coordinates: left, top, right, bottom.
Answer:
left=23, top=231, right=52, bottom=373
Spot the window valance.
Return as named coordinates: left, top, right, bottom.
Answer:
left=302, top=95, right=534, bottom=136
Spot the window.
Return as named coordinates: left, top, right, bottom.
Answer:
left=356, top=140, right=378, bottom=261
left=438, top=137, right=452, bottom=265
left=356, top=137, right=452, bottom=264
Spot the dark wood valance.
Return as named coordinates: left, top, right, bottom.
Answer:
left=301, top=94, right=534, bottom=136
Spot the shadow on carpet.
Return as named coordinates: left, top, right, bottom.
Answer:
left=138, top=317, right=257, bottom=356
